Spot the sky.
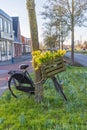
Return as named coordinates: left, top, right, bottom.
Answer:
left=0, top=0, right=45, bottom=42
left=0, top=0, right=87, bottom=44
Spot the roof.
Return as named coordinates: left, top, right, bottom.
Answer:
left=12, top=17, right=22, bottom=44
left=12, top=17, right=19, bottom=37
left=0, top=9, right=12, bottom=21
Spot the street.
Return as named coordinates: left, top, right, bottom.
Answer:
left=66, top=52, right=87, bottom=66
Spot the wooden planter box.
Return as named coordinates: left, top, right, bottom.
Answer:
left=41, top=57, right=66, bottom=79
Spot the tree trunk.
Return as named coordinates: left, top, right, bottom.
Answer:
left=26, top=0, right=43, bottom=102
left=71, top=25, right=74, bottom=64
left=71, top=0, right=74, bottom=65
left=61, top=41, right=63, bottom=50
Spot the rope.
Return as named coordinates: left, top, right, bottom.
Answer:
left=34, top=78, right=46, bottom=86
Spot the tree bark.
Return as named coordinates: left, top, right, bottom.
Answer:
left=61, top=41, right=63, bottom=50
left=26, top=0, right=43, bottom=102
left=71, top=0, right=75, bottom=65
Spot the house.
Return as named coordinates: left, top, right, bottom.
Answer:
left=0, top=9, right=31, bottom=61
left=12, top=17, right=22, bottom=57
left=0, top=9, right=14, bottom=61
left=21, top=35, right=31, bottom=54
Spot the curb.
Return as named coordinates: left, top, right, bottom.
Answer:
left=0, top=54, right=32, bottom=66
left=0, top=85, right=8, bottom=96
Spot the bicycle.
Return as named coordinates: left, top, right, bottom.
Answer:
left=8, top=64, right=35, bottom=98
left=8, top=64, right=67, bottom=101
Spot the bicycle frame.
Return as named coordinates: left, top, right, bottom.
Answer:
left=8, top=64, right=67, bottom=101
left=8, top=64, right=35, bottom=97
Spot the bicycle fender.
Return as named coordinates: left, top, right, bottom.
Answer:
left=10, top=73, right=33, bottom=85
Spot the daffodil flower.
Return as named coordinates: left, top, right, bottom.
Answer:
left=32, top=50, right=66, bottom=70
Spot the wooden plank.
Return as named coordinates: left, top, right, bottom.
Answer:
left=43, top=60, right=63, bottom=70
left=41, top=57, right=66, bottom=79
left=42, top=57, right=63, bottom=68
left=42, top=67, right=65, bottom=78
left=44, top=63, right=63, bottom=73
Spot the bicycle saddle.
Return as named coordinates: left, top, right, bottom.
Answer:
left=19, top=64, right=29, bottom=70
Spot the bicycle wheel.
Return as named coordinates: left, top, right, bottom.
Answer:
left=8, top=76, right=25, bottom=98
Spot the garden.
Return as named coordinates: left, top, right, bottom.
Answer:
left=0, top=65, right=87, bottom=130
left=0, top=0, right=87, bottom=129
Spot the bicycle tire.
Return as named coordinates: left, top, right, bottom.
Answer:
left=8, top=76, right=25, bottom=98
left=51, top=76, right=67, bottom=102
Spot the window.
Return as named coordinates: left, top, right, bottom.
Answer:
left=1, top=41, right=7, bottom=56
left=8, top=23, right=11, bottom=33
left=0, top=18, right=3, bottom=31
left=4, top=20, right=8, bottom=32
left=8, top=42, right=12, bottom=55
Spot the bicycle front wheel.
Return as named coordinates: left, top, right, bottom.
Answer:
left=51, top=76, right=67, bottom=102
left=8, top=76, right=25, bottom=98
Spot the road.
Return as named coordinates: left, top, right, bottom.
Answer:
left=66, top=52, right=87, bottom=66
left=0, top=55, right=33, bottom=96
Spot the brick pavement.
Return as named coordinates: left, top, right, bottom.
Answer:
left=0, top=57, right=33, bottom=96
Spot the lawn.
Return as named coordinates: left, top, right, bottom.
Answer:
left=0, top=66, right=87, bottom=130
left=74, top=50, right=87, bottom=54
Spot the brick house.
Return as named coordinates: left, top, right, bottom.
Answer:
left=21, top=35, right=31, bottom=54
left=0, top=9, right=31, bottom=61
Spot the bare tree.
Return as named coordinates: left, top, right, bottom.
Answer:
left=42, top=0, right=87, bottom=64
left=26, top=0, right=39, bottom=50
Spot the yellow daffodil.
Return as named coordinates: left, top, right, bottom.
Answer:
left=32, top=50, right=66, bottom=70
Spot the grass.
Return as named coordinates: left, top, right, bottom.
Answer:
left=74, top=50, right=87, bottom=54
left=0, top=66, right=87, bottom=130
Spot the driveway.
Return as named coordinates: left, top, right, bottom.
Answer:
left=66, top=52, right=87, bottom=66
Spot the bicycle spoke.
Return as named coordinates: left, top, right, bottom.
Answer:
left=8, top=77, right=25, bottom=98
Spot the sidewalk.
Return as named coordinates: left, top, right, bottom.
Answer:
left=0, top=54, right=32, bottom=66
left=0, top=54, right=33, bottom=96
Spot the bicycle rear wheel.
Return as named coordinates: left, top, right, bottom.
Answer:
left=8, top=76, right=26, bottom=98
